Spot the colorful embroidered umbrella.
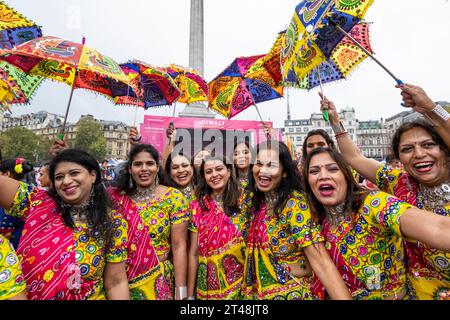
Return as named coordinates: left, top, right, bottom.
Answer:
left=0, top=1, right=37, bottom=31
left=165, top=64, right=207, bottom=104
left=0, top=1, right=44, bottom=108
left=165, top=63, right=207, bottom=116
left=282, top=0, right=403, bottom=120
left=0, top=36, right=134, bottom=136
left=285, top=22, right=372, bottom=90
left=115, top=61, right=180, bottom=109
left=0, top=60, right=43, bottom=106
left=208, top=54, right=283, bottom=119
left=281, top=0, right=373, bottom=80
left=0, top=77, right=15, bottom=112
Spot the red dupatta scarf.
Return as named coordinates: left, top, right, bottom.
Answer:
left=108, top=188, right=171, bottom=299
left=17, top=190, right=96, bottom=300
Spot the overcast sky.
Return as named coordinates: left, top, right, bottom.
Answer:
left=5, top=0, right=450, bottom=128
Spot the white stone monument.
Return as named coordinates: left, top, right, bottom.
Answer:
left=178, top=0, right=215, bottom=118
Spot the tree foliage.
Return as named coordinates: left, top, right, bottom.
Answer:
left=0, top=127, right=51, bottom=164
left=73, top=117, right=106, bottom=161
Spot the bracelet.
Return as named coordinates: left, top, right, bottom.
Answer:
left=331, top=121, right=346, bottom=135
left=335, top=131, right=348, bottom=139
left=432, top=103, right=450, bottom=122
left=186, top=296, right=195, bottom=300
left=177, top=286, right=187, bottom=300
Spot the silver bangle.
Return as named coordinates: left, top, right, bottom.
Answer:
left=177, top=286, right=187, bottom=300
left=186, top=296, right=195, bottom=300
left=432, top=103, right=450, bottom=121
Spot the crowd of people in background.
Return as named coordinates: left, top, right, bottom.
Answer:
left=0, top=83, right=449, bottom=300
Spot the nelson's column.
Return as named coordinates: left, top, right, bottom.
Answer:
left=178, top=0, right=215, bottom=118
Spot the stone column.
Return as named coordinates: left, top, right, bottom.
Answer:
left=179, top=0, right=215, bottom=118
left=189, top=0, right=204, bottom=77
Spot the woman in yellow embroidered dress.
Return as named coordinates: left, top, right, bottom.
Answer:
left=187, top=154, right=247, bottom=299
left=0, top=235, right=27, bottom=300
left=0, top=149, right=129, bottom=300
left=303, top=147, right=450, bottom=299
left=109, top=143, right=189, bottom=300
left=243, top=140, right=351, bottom=300
left=321, top=84, right=450, bottom=299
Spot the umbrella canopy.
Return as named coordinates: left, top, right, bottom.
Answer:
left=115, top=61, right=180, bottom=109
left=208, top=54, right=283, bottom=119
left=285, top=22, right=373, bottom=89
left=281, top=0, right=374, bottom=82
left=0, top=1, right=44, bottom=108
left=165, top=64, right=208, bottom=104
left=0, top=60, right=43, bottom=105
left=0, top=36, right=135, bottom=136
left=0, top=36, right=132, bottom=100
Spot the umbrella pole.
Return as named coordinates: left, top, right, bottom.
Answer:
left=334, top=24, right=403, bottom=85
left=254, top=104, right=271, bottom=140
left=316, top=65, right=329, bottom=122
left=133, top=106, right=138, bottom=127
left=172, top=102, right=176, bottom=117
left=59, top=70, right=78, bottom=140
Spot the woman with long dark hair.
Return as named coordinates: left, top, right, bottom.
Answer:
left=0, top=149, right=130, bottom=300
left=109, top=143, right=189, bottom=300
left=321, top=85, right=450, bottom=299
left=303, top=147, right=450, bottom=299
left=164, top=153, right=196, bottom=202
left=242, top=140, right=351, bottom=300
left=187, top=154, right=246, bottom=299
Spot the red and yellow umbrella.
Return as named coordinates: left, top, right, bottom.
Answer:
left=0, top=36, right=135, bottom=136
left=165, top=64, right=207, bottom=104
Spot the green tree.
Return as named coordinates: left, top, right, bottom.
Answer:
left=73, top=117, right=107, bottom=161
left=0, top=127, right=50, bottom=163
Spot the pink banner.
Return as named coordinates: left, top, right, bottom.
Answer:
left=140, top=115, right=282, bottom=157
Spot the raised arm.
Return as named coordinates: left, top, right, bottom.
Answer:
left=400, top=207, right=450, bottom=252
left=319, top=92, right=382, bottom=183
left=0, top=176, right=20, bottom=211
left=397, top=83, right=450, bottom=149
left=162, top=125, right=176, bottom=170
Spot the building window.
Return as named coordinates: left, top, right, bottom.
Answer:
left=296, top=128, right=301, bottom=132
left=303, top=127, right=308, bottom=132
left=289, top=128, right=294, bottom=133
left=296, top=136, right=301, bottom=141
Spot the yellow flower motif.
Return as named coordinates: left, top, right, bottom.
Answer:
left=14, top=164, right=23, bottom=174
left=43, top=269, right=54, bottom=282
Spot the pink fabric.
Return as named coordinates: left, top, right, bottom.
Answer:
left=17, top=190, right=93, bottom=300
left=108, top=188, right=172, bottom=299
left=191, top=198, right=242, bottom=255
